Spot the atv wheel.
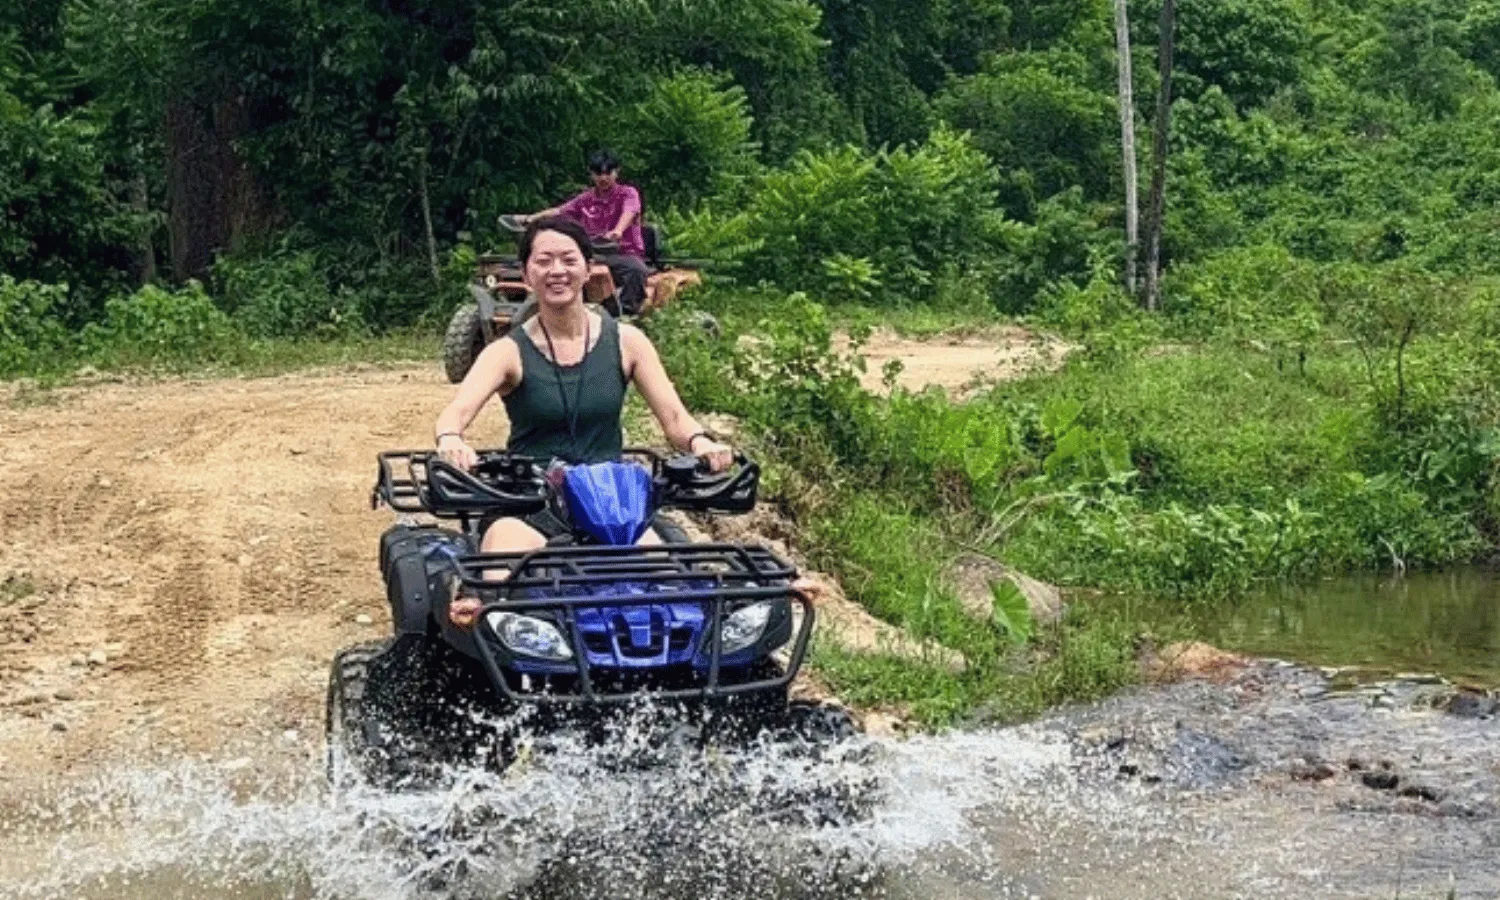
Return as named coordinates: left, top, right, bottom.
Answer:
left=442, top=304, right=486, bottom=384
left=326, top=639, right=398, bottom=788
left=326, top=635, right=500, bottom=789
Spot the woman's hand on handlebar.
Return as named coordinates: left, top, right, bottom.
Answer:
left=437, top=434, right=479, bottom=471
left=690, top=435, right=734, bottom=474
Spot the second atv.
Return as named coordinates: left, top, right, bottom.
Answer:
left=328, top=448, right=855, bottom=789
left=442, top=215, right=703, bottom=384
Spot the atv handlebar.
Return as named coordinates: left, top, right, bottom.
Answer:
left=371, top=448, right=759, bottom=519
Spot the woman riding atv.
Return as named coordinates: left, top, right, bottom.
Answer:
left=433, top=216, right=734, bottom=627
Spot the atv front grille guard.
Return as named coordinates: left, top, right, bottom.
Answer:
left=457, top=543, right=813, bottom=704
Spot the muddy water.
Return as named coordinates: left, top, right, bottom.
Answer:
left=3, top=660, right=1496, bottom=900
left=1176, top=568, right=1500, bottom=685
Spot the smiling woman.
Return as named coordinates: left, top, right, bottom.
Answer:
left=431, top=217, right=734, bottom=624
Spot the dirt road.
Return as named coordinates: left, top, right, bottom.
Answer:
left=0, top=366, right=491, bottom=787
left=0, top=331, right=1061, bottom=790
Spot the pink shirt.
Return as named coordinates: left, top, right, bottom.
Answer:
left=559, top=184, right=644, bottom=258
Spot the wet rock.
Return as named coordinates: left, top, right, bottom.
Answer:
left=1290, top=761, right=1337, bottom=782
left=1397, top=783, right=1442, bottom=803
left=1165, top=726, right=1253, bottom=788
left=1143, top=642, right=1248, bottom=684
left=1362, top=771, right=1400, bottom=791
left=1077, top=726, right=1127, bottom=751
left=942, top=553, right=1063, bottom=625
left=1445, top=691, right=1497, bottom=719
left=1437, top=799, right=1480, bottom=818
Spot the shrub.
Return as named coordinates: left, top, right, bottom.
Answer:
left=214, top=248, right=366, bottom=339
left=0, top=276, right=71, bottom=376
left=83, top=282, right=242, bottom=369
left=609, top=68, right=760, bottom=213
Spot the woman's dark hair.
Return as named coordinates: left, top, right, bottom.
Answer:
left=587, top=148, right=621, bottom=174
left=518, top=216, right=593, bottom=264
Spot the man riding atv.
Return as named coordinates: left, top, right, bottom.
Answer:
left=514, top=149, right=650, bottom=315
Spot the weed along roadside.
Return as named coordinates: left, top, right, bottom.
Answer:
left=645, top=286, right=1500, bottom=724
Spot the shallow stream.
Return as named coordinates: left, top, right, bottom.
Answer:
left=3, top=570, right=1497, bottom=899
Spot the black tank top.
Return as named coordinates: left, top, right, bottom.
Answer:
left=502, top=313, right=627, bottom=463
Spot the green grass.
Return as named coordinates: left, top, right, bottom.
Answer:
left=827, top=302, right=1011, bottom=339
left=3, top=329, right=440, bottom=390
left=812, top=601, right=1148, bottom=728
left=0, top=573, right=36, bottom=605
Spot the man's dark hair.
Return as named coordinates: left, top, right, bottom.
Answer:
left=587, top=149, right=621, bottom=174
left=519, top=216, right=594, bottom=264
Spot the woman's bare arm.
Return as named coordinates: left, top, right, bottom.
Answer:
left=434, top=337, right=522, bottom=469
left=619, top=323, right=732, bottom=471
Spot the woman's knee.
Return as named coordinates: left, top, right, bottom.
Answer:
left=481, top=517, right=547, bottom=553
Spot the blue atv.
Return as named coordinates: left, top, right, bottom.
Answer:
left=327, top=448, right=856, bottom=787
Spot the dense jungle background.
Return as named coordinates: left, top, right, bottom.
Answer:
left=5, top=0, right=1500, bottom=719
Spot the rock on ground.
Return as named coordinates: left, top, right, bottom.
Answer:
left=944, top=552, right=1063, bottom=625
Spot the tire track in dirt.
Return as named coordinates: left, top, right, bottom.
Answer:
left=0, top=367, right=507, bottom=785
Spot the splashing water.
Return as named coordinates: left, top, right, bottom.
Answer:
left=3, top=663, right=1497, bottom=899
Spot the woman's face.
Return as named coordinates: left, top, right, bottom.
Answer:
left=523, top=229, right=589, bottom=308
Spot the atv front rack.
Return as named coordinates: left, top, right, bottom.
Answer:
left=459, top=543, right=813, bottom=704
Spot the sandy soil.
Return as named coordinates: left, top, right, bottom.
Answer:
left=855, top=326, right=1068, bottom=396
left=0, top=327, right=1060, bottom=790
left=0, top=366, right=486, bottom=788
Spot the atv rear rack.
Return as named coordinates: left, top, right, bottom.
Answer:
left=461, top=543, right=813, bottom=704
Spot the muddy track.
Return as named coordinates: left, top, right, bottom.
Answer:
left=0, top=367, right=497, bottom=787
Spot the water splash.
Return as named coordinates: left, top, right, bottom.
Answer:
left=4, top=665, right=1498, bottom=899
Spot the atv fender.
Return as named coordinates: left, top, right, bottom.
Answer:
left=379, top=524, right=468, bottom=636
left=468, top=284, right=499, bottom=341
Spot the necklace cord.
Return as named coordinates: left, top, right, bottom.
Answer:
left=537, top=313, right=591, bottom=461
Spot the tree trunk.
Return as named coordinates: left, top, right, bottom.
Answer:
left=129, top=169, right=156, bottom=285
left=1143, top=0, right=1175, bottom=311
left=417, top=146, right=441, bottom=285
left=166, top=95, right=271, bottom=281
left=1114, top=0, right=1139, bottom=294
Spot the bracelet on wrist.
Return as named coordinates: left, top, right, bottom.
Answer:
left=436, top=431, right=464, bottom=444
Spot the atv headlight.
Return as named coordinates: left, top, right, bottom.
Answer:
left=486, top=611, right=574, bottom=661
left=720, top=601, right=773, bottom=654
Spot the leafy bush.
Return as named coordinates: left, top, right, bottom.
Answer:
left=0, top=276, right=71, bottom=375
left=934, top=50, right=1116, bottom=219
left=0, top=85, right=143, bottom=301
left=671, top=128, right=1046, bottom=309
left=214, top=247, right=366, bottom=339
left=83, top=282, right=242, bottom=369
left=609, top=68, right=759, bottom=213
